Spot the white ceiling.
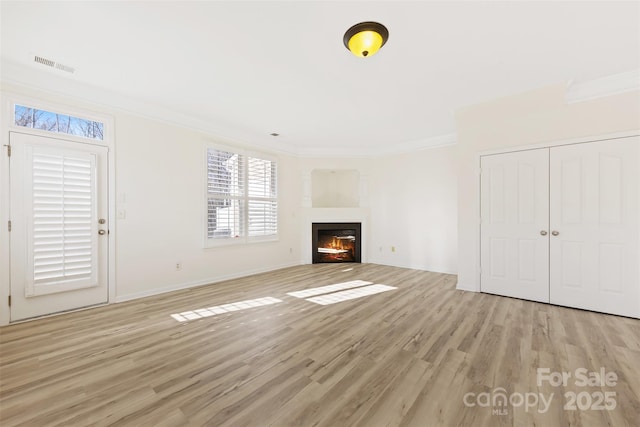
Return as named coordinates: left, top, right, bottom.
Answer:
left=1, top=1, right=639, bottom=156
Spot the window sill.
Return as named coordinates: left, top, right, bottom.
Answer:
left=204, top=235, right=279, bottom=249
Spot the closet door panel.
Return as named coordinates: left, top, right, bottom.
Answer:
left=550, top=138, right=639, bottom=317
left=480, top=149, right=550, bottom=303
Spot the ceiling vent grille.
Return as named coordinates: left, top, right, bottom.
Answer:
left=33, top=55, right=76, bottom=74
left=34, top=55, right=55, bottom=67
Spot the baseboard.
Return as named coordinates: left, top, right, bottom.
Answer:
left=456, top=283, right=479, bottom=292
left=365, top=257, right=458, bottom=275
left=114, top=261, right=302, bottom=303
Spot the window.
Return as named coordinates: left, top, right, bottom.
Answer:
left=206, top=147, right=277, bottom=244
left=14, top=104, right=104, bottom=141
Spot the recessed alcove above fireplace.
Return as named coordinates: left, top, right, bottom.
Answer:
left=311, top=169, right=360, bottom=208
left=301, top=167, right=369, bottom=264
left=312, top=222, right=361, bottom=263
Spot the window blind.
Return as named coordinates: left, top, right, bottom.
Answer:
left=207, top=149, right=244, bottom=239
left=206, top=148, right=277, bottom=241
left=247, top=157, right=277, bottom=237
left=207, top=149, right=243, bottom=196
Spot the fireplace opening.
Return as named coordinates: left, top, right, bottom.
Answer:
left=312, top=222, right=361, bottom=263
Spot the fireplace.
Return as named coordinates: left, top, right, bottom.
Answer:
left=312, top=222, right=361, bottom=263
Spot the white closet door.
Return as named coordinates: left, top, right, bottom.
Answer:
left=550, top=137, right=639, bottom=318
left=480, top=149, right=550, bottom=303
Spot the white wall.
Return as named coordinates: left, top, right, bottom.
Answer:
left=455, top=85, right=640, bottom=291
left=0, top=83, right=302, bottom=323
left=6, top=75, right=637, bottom=323
left=114, top=114, right=302, bottom=301
left=367, top=145, right=458, bottom=274
left=297, top=149, right=458, bottom=274
left=297, top=156, right=372, bottom=264
left=0, top=78, right=461, bottom=325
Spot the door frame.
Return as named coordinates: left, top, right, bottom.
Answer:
left=475, top=130, right=640, bottom=298
left=0, top=92, right=116, bottom=325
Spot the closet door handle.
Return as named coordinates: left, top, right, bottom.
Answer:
left=540, top=230, right=548, bottom=236
left=551, top=230, right=560, bottom=236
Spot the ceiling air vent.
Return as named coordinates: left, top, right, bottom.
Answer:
left=54, top=63, right=75, bottom=73
left=33, top=55, right=76, bottom=74
left=34, top=55, right=55, bottom=67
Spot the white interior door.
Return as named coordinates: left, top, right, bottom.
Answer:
left=480, top=149, right=550, bottom=303
left=9, top=132, right=109, bottom=322
left=550, top=137, right=639, bottom=318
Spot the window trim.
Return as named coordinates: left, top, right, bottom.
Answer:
left=203, top=143, right=279, bottom=248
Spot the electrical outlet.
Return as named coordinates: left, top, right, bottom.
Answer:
left=176, top=262, right=182, bottom=271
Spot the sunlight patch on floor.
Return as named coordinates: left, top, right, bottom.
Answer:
left=170, top=297, right=282, bottom=322
left=287, top=280, right=373, bottom=298
left=305, top=284, right=397, bottom=305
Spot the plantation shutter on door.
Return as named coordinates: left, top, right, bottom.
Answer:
left=26, top=146, right=99, bottom=296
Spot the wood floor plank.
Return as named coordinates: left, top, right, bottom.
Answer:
left=1, top=263, right=639, bottom=426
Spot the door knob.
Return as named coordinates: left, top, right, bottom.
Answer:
left=540, top=230, right=548, bottom=236
left=551, top=230, right=559, bottom=236
left=98, top=229, right=106, bottom=235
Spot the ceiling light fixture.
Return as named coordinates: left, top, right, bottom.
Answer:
left=343, top=21, right=389, bottom=58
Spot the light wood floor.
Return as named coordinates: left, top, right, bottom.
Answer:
left=1, top=264, right=639, bottom=426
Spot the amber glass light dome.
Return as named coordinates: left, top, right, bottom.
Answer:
left=343, top=22, right=389, bottom=58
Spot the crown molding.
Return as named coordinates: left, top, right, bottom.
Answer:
left=0, top=60, right=297, bottom=156
left=565, top=69, right=640, bottom=104
left=374, top=133, right=457, bottom=156
left=2, top=60, right=456, bottom=158
left=292, top=133, right=457, bottom=158
left=2, top=62, right=637, bottom=159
